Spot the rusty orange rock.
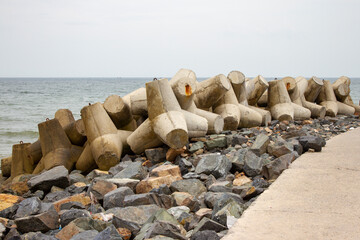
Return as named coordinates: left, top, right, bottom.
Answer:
left=53, top=193, right=91, bottom=212
left=0, top=193, right=23, bottom=211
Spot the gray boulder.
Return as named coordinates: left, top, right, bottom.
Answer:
left=113, top=162, right=147, bottom=180
left=191, top=230, right=220, bottom=240
left=243, top=151, right=264, bottom=177
left=170, top=179, right=207, bottom=197
left=250, top=133, right=270, bottom=156
left=195, top=154, right=231, bottom=179
left=145, top=147, right=168, bottom=164
left=262, top=152, right=297, bottom=180
left=94, top=225, right=123, bottom=240
left=15, top=208, right=59, bottom=233
left=192, top=218, right=227, bottom=234
left=123, top=193, right=174, bottom=209
left=70, top=230, right=99, bottom=240
left=60, top=209, right=91, bottom=227
left=103, top=186, right=134, bottom=209
left=112, top=204, right=160, bottom=233
left=28, top=166, right=69, bottom=192
left=14, top=197, right=41, bottom=218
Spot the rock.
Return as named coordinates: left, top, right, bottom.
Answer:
left=60, top=209, right=91, bottom=227
left=94, top=225, right=123, bottom=240
left=208, top=181, right=232, bottom=193
left=250, top=133, right=270, bottom=156
left=262, top=152, right=297, bottom=180
left=44, top=191, right=71, bottom=203
left=20, top=231, right=58, bottom=240
left=178, top=158, right=193, bottom=175
left=108, top=161, right=132, bottom=176
left=190, top=230, right=220, bottom=240
left=69, top=172, right=88, bottom=185
left=192, top=218, right=227, bottom=234
left=240, top=186, right=264, bottom=200
left=86, top=169, right=110, bottom=181
left=15, top=208, right=59, bottom=233
left=4, top=228, right=22, bottom=240
left=227, top=149, right=247, bottom=172
left=138, top=221, right=186, bottom=240
left=252, top=177, right=270, bottom=188
left=195, top=208, right=212, bottom=220
left=0, top=223, right=5, bottom=239
left=116, top=227, right=132, bottom=240
left=112, top=205, right=160, bottom=233
left=228, top=134, right=248, bottom=146
left=167, top=206, right=190, bottom=220
left=188, top=142, right=205, bottom=154
left=171, top=192, right=200, bottom=212
left=170, top=179, right=207, bottom=197
left=0, top=194, right=23, bottom=219
left=144, top=208, right=184, bottom=232
left=299, top=135, right=325, bottom=152
left=65, top=182, right=88, bottom=195
left=56, top=217, right=111, bottom=240
left=113, top=162, right=147, bottom=180
left=145, top=148, right=168, bottom=164
left=205, top=137, right=227, bottom=150
left=22, top=190, right=45, bottom=199
left=136, top=165, right=182, bottom=194
left=53, top=193, right=91, bottom=212
left=59, top=201, right=86, bottom=211
left=286, top=138, right=303, bottom=155
left=88, top=180, right=117, bottom=202
left=166, top=148, right=185, bottom=162
left=103, top=187, right=134, bottom=209
left=204, top=192, right=243, bottom=209
left=71, top=230, right=99, bottom=240
left=104, top=178, right=139, bottom=191
left=212, top=200, right=244, bottom=227
left=124, top=193, right=174, bottom=209
left=28, top=166, right=70, bottom=192
left=14, top=197, right=41, bottom=218
left=243, top=151, right=263, bottom=177
left=233, top=173, right=252, bottom=187
left=150, top=184, right=172, bottom=195
left=267, top=140, right=293, bottom=158
left=183, top=172, right=200, bottom=179
left=195, top=154, right=231, bottom=179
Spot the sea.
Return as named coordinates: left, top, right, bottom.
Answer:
left=0, top=77, right=359, bottom=159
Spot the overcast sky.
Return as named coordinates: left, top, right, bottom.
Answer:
left=0, top=0, right=359, bottom=78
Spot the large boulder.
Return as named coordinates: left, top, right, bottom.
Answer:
left=261, top=152, right=297, bottom=180
left=103, top=187, right=134, bottom=209
left=113, top=162, right=147, bottom=180
left=60, top=209, right=91, bottom=227
left=243, top=151, right=263, bottom=177
left=112, top=204, right=160, bottom=234
left=15, top=208, right=59, bottom=233
left=250, top=133, right=270, bottom=156
left=14, top=197, right=41, bottom=219
left=124, top=193, right=174, bottom=209
left=28, top=166, right=69, bottom=192
left=170, top=179, right=207, bottom=197
left=195, top=154, right=231, bottom=179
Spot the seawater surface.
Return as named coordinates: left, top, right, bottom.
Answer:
left=0, top=77, right=359, bottom=158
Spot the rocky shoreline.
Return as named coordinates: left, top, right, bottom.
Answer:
left=0, top=114, right=359, bottom=240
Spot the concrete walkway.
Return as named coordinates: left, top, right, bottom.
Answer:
left=224, top=127, right=360, bottom=240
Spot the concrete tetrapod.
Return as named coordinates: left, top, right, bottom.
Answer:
left=245, top=75, right=269, bottom=106
left=268, top=79, right=294, bottom=121
left=1, top=156, right=12, bottom=177
left=123, top=88, right=148, bottom=117
left=104, top=95, right=137, bottom=131
left=244, top=75, right=271, bottom=125
left=304, top=76, right=323, bottom=102
left=147, top=78, right=188, bottom=149
left=33, top=119, right=83, bottom=174
left=81, top=103, right=130, bottom=171
left=76, top=130, right=132, bottom=173
left=227, top=71, right=263, bottom=128
left=281, top=77, right=311, bottom=120
left=295, top=76, right=326, bottom=118
left=169, top=69, right=222, bottom=134
left=318, top=80, right=355, bottom=116
left=11, top=142, right=34, bottom=179
left=332, top=76, right=360, bottom=114
left=55, top=109, right=87, bottom=146
left=194, top=74, right=231, bottom=110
